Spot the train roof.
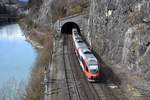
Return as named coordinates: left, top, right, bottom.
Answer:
left=81, top=48, right=92, bottom=54
left=79, top=48, right=94, bottom=57
left=78, top=48, right=97, bottom=62
left=76, top=42, right=88, bottom=49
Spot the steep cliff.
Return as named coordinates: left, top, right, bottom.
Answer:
left=28, top=0, right=88, bottom=27
left=86, top=0, right=150, bottom=98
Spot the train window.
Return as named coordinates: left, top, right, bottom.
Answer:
left=84, top=51, right=92, bottom=54
left=85, top=66, right=89, bottom=71
left=83, top=61, right=88, bottom=71
left=81, top=57, right=88, bottom=71
left=80, top=56, right=83, bottom=61
left=75, top=37, right=81, bottom=40
left=77, top=40, right=83, bottom=43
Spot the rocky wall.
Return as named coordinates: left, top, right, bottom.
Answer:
left=86, top=0, right=150, bottom=98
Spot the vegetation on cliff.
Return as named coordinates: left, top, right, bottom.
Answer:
left=50, top=0, right=89, bottom=22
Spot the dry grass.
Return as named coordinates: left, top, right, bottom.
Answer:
left=127, top=11, right=143, bottom=26
left=70, top=4, right=82, bottom=14
left=28, top=30, right=45, bottom=45
left=28, top=0, right=43, bottom=13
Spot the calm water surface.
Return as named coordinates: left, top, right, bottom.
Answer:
left=0, top=24, right=37, bottom=93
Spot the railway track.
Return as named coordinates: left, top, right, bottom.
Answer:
left=66, top=36, right=82, bottom=100
left=100, top=84, right=117, bottom=100
left=67, top=34, right=101, bottom=100
left=62, top=34, right=84, bottom=100
left=91, top=84, right=104, bottom=99
left=62, top=34, right=71, bottom=100
left=62, top=34, right=128, bottom=100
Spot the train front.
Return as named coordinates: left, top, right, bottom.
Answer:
left=86, top=58, right=101, bottom=82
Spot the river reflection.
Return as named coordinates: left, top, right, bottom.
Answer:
left=0, top=24, right=37, bottom=99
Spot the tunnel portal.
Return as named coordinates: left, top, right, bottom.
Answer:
left=61, top=22, right=80, bottom=34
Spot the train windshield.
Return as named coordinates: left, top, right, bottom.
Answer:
left=89, top=68, right=98, bottom=74
left=88, top=60, right=98, bottom=74
left=84, top=51, right=92, bottom=54
left=75, top=37, right=81, bottom=40
left=77, top=40, right=83, bottom=43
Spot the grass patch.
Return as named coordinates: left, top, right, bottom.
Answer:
left=50, top=0, right=88, bottom=22
left=71, top=5, right=82, bottom=14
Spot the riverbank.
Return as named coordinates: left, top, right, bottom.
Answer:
left=26, top=36, right=43, bottom=49
left=20, top=21, right=53, bottom=99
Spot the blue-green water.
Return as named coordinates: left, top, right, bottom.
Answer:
left=0, top=24, right=37, bottom=94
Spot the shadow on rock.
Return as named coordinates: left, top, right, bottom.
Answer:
left=92, top=50, right=121, bottom=86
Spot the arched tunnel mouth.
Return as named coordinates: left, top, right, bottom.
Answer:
left=61, top=22, right=80, bottom=34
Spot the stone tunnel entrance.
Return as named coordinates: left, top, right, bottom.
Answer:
left=61, top=22, right=80, bottom=34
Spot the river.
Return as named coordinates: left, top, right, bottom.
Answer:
left=0, top=24, right=37, bottom=99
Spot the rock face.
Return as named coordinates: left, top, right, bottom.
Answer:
left=28, top=0, right=88, bottom=27
left=85, top=0, right=150, bottom=98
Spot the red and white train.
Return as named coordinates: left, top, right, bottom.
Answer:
left=72, top=28, right=101, bottom=82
